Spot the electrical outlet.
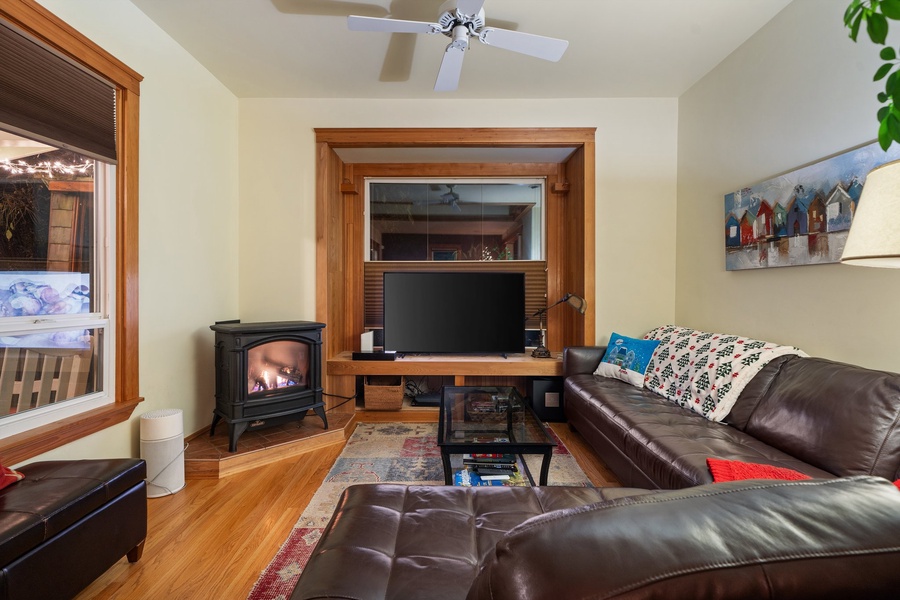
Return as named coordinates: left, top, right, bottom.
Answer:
left=545, top=392, right=560, bottom=408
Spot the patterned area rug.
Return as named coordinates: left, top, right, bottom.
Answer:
left=246, top=421, right=592, bottom=600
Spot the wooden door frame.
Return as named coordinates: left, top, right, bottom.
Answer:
left=315, top=128, right=595, bottom=412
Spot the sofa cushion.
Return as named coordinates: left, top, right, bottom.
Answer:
left=0, top=459, right=146, bottom=567
left=290, top=483, right=658, bottom=600
left=594, top=333, right=659, bottom=387
left=721, top=354, right=796, bottom=431
left=467, top=476, right=900, bottom=600
left=565, top=374, right=833, bottom=489
left=743, top=356, right=900, bottom=480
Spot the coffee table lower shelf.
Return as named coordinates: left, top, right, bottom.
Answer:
left=442, top=448, right=552, bottom=486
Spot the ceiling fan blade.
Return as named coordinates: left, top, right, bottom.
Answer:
left=456, top=0, right=486, bottom=17
left=434, top=45, right=466, bottom=92
left=479, top=28, right=569, bottom=62
left=348, top=15, right=440, bottom=34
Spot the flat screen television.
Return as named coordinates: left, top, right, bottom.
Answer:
left=383, top=271, right=525, bottom=354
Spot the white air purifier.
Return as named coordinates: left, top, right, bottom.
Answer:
left=140, top=408, right=186, bottom=498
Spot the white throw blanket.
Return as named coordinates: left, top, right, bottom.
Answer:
left=642, top=325, right=807, bottom=422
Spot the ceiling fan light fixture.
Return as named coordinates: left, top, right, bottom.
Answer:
left=449, top=24, right=470, bottom=50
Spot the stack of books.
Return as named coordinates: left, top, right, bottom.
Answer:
left=462, top=453, right=518, bottom=481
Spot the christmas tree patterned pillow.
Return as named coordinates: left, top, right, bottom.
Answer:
left=594, top=332, right=661, bottom=387
left=643, top=325, right=807, bottom=422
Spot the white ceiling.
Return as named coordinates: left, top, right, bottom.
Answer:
left=0, top=131, right=53, bottom=161
left=127, top=0, right=793, bottom=100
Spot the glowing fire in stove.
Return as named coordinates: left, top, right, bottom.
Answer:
left=251, top=367, right=303, bottom=393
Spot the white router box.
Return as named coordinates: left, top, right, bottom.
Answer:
left=360, top=331, right=374, bottom=352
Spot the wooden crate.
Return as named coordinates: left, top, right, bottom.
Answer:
left=364, top=375, right=404, bottom=410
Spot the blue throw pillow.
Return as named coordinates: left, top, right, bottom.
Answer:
left=594, top=332, right=661, bottom=387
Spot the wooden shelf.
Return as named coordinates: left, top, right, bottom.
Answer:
left=326, top=351, right=563, bottom=379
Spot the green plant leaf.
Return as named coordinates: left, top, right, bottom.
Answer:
left=850, top=11, right=864, bottom=40
left=875, top=62, right=894, bottom=80
left=881, top=46, right=897, bottom=60
left=879, top=117, right=892, bottom=149
left=882, top=0, right=900, bottom=19
left=886, top=69, right=899, bottom=95
left=845, top=0, right=864, bottom=25
left=879, top=92, right=890, bottom=103
left=868, top=12, right=890, bottom=44
left=887, top=112, right=900, bottom=143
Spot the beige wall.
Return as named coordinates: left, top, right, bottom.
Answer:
left=31, top=0, right=240, bottom=460
left=238, top=98, right=679, bottom=345
left=676, top=0, right=900, bottom=371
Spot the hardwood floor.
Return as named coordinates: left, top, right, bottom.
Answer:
left=76, top=412, right=619, bottom=599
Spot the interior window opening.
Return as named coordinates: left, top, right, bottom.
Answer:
left=366, top=179, right=544, bottom=262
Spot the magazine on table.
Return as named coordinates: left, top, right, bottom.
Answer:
left=453, top=467, right=526, bottom=487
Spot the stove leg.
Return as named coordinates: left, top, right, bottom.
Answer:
left=228, top=421, right=248, bottom=453
left=314, top=404, right=329, bottom=430
left=210, top=412, right=221, bottom=437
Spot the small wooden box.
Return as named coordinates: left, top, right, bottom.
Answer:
left=364, top=375, right=404, bottom=410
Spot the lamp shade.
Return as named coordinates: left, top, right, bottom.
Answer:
left=841, top=159, right=900, bottom=268
left=564, top=293, right=587, bottom=314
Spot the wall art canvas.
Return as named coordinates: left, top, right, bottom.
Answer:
left=725, top=141, right=900, bottom=270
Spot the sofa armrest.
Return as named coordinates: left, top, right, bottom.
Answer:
left=466, top=477, right=900, bottom=600
left=562, top=346, right=606, bottom=377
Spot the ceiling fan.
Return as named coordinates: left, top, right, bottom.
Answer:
left=347, top=0, right=569, bottom=92
left=416, top=184, right=462, bottom=211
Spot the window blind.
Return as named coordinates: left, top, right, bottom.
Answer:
left=0, top=20, right=116, bottom=163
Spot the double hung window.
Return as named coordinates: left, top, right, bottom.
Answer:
left=0, top=12, right=126, bottom=443
left=0, top=134, right=113, bottom=436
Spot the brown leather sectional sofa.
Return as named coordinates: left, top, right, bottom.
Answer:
left=290, top=345, right=900, bottom=598
left=564, top=346, right=900, bottom=488
left=291, top=477, right=900, bottom=599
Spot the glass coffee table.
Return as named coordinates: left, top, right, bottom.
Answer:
left=437, top=386, right=557, bottom=485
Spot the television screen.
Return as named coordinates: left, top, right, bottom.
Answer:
left=383, top=271, right=525, bottom=354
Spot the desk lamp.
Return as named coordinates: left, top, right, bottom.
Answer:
left=529, top=293, right=587, bottom=359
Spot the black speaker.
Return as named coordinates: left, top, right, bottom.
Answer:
left=527, top=376, right=565, bottom=422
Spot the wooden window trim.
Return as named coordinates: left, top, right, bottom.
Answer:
left=0, top=0, right=143, bottom=465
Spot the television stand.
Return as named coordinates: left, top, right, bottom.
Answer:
left=328, top=351, right=561, bottom=381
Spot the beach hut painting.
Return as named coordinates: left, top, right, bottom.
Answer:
left=725, top=141, right=900, bottom=270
